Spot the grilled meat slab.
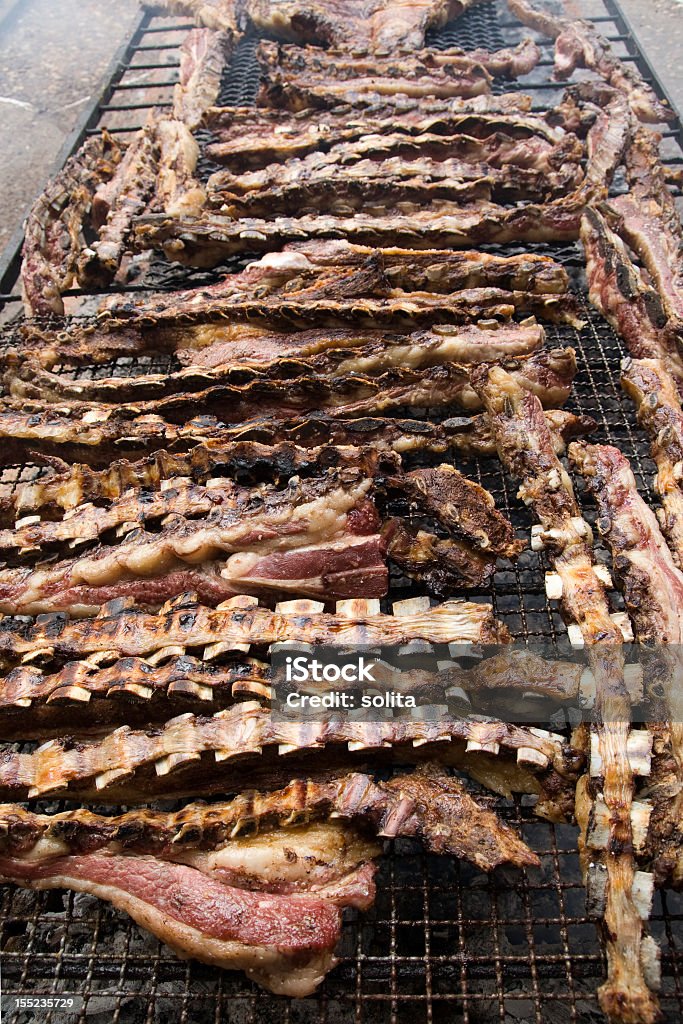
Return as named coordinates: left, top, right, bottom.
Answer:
left=0, top=765, right=537, bottom=870
left=258, top=50, right=492, bottom=111
left=242, top=0, right=484, bottom=51
left=0, top=696, right=573, bottom=806
left=20, top=132, right=123, bottom=318
left=0, top=764, right=534, bottom=995
left=4, top=350, right=578, bottom=426
left=204, top=99, right=567, bottom=169
left=206, top=140, right=581, bottom=214
left=0, top=407, right=593, bottom=491
left=507, top=0, right=673, bottom=123
left=134, top=87, right=627, bottom=260
left=570, top=443, right=683, bottom=645
left=474, top=367, right=658, bottom=1024
left=581, top=207, right=683, bottom=386
left=148, top=0, right=239, bottom=32
left=173, top=28, right=234, bottom=130
left=622, top=358, right=683, bottom=567
left=7, top=324, right=554, bottom=406
left=571, top=442, right=683, bottom=963
left=0, top=593, right=509, bottom=663
left=0, top=850, right=344, bottom=996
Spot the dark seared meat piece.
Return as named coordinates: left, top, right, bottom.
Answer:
left=622, top=358, right=683, bottom=566
left=507, top=0, right=673, bottom=123
left=0, top=405, right=594, bottom=483
left=5, top=324, right=555, bottom=405
left=20, top=132, right=122, bottom=317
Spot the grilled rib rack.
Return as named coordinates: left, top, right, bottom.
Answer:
left=1, top=1, right=683, bottom=1021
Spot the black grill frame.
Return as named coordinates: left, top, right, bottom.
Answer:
left=1, top=2, right=683, bottom=1021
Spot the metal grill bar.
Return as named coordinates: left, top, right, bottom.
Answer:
left=0, top=2, right=682, bottom=1022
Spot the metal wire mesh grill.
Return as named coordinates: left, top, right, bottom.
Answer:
left=0, top=1, right=682, bottom=1021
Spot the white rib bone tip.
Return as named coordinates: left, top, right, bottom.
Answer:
left=611, top=612, right=634, bottom=642
left=15, top=515, right=40, bottom=529
left=466, top=739, right=500, bottom=756
left=632, top=872, right=655, bottom=920
left=630, top=800, right=652, bottom=854
left=275, top=600, right=325, bottom=614
left=593, top=564, right=613, bottom=588
left=215, top=595, right=259, bottom=611
left=392, top=596, right=431, bottom=617
left=544, top=572, right=563, bottom=600
left=627, top=731, right=653, bottom=776
left=530, top=525, right=546, bottom=551
left=567, top=624, right=585, bottom=648
left=146, top=645, right=186, bottom=666
left=336, top=599, right=381, bottom=617
left=95, top=768, right=130, bottom=790
left=516, top=746, right=549, bottom=769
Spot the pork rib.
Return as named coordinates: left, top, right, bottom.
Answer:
left=473, top=367, right=658, bottom=1024
left=147, top=0, right=239, bottom=33
left=622, top=358, right=683, bottom=566
left=20, top=132, right=122, bottom=317
left=507, top=0, right=673, bottom=123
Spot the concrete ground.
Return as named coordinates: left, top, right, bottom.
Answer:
left=0, top=0, right=680, bottom=261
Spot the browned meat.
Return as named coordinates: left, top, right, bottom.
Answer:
left=173, top=28, right=235, bottom=129
left=570, top=443, right=683, bottom=645
left=580, top=207, right=683, bottom=387
left=0, top=764, right=537, bottom=996
left=0, top=694, right=576, bottom=806
left=0, top=397, right=589, bottom=470
left=507, top=0, right=673, bottom=123
left=474, top=368, right=658, bottom=1024
left=78, top=118, right=159, bottom=288
left=0, top=456, right=521, bottom=609
left=0, top=593, right=510, bottom=664
left=5, top=349, right=578, bottom=424
left=150, top=119, right=207, bottom=218
left=0, top=765, right=537, bottom=871
left=204, top=99, right=567, bottom=169
left=148, top=0, right=239, bottom=32
left=134, top=87, right=627, bottom=261
left=20, top=132, right=122, bottom=317
left=206, top=137, right=581, bottom=214
left=6, top=324, right=554, bottom=405
left=622, top=358, right=683, bottom=566
left=607, top=128, right=683, bottom=338
left=242, top=0, right=484, bottom=50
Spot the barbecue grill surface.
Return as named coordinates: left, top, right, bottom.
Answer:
left=1, top=1, right=683, bottom=1021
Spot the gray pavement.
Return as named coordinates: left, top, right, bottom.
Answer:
left=0, top=0, right=680, bottom=263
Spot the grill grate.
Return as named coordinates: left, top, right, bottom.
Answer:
left=0, top=2, right=683, bottom=1021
